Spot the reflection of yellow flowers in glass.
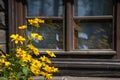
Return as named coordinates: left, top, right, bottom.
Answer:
left=27, top=44, right=39, bottom=56
left=31, top=33, right=43, bottom=41
left=10, top=34, right=26, bottom=44
left=18, top=25, right=27, bottom=29
left=46, top=50, right=56, bottom=57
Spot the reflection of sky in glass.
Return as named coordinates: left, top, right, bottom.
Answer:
left=74, top=0, right=113, bottom=16
left=27, top=0, right=63, bottom=17
left=75, top=21, right=112, bottom=49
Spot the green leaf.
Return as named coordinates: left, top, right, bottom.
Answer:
left=22, top=67, right=29, bottom=76
left=1, top=77, right=8, bottom=80
left=17, top=60, right=24, bottom=65
left=16, top=72, right=22, bottom=79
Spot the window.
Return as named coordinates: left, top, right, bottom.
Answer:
left=27, top=0, right=63, bottom=49
left=26, top=0, right=115, bottom=55
left=74, top=0, right=113, bottom=50
left=8, top=0, right=120, bottom=77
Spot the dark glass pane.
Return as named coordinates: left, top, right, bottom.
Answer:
left=74, top=0, right=113, bottom=16
left=74, top=20, right=112, bottom=49
left=27, top=20, right=63, bottom=49
left=27, top=0, right=63, bottom=17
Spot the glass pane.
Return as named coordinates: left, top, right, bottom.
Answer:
left=74, top=0, right=113, bottom=16
left=74, top=20, right=112, bottom=49
left=27, top=0, right=63, bottom=17
left=27, top=20, right=63, bottom=49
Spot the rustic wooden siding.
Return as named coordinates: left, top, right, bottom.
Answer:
left=0, top=0, right=6, bottom=52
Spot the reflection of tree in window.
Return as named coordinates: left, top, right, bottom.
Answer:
left=75, top=21, right=112, bottom=49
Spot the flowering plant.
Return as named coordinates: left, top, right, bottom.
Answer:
left=0, top=18, right=58, bottom=80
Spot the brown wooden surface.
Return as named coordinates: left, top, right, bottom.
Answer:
left=65, top=0, right=74, bottom=51
left=115, top=0, right=120, bottom=59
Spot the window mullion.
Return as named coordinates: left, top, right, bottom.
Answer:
left=65, top=0, right=74, bottom=51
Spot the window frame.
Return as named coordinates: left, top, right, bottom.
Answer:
left=8, top=0, right=120, bottom=77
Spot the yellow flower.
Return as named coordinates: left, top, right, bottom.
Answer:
left=40, top=56, right=51, bottom=64
left=43, top=65, right=51, bottom=72
left=31, top=59, right=42, bottom=69
left=1, top=55, right=6, bottom=58
left=28, top=18, right=45, bottom=27
left=46, top=73, right=52, bottom=80
left=28, top=18, right=39, bottom=27
left=27, top=44, right=39, bottom=56
left=18, top=25, right=27, bottom=29
left=40, top=72, right=52, bottom=80
left=16, top=48, right=27, bottom=57
left=31, top=33, right=43, bottom=41
left=50, top=66, right=58, bottom=72
left=10, top=34, right=26, bottom=44
left=0, top=51, right=6, bottom=58
left=41, top=62, right=48, bottom=67
left=5, top=61, right=11, bottom=67
left=38, top=19, right=45, bottom=23
left=46, top=50, right=56, bottom=57
left=20, top=53, right=32, bottom=62
left=16, top=48, right=32, bottom=62
left=0, top=59, right=5, bottom=64
left=43, top=65, right=58, bottom=73
left=30, top=65, right=40, bottom=76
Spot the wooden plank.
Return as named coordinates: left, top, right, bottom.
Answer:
left=115, top=1, right=120, bottom=59
left=65, top=0, right=74, bottom=51
left=51, top=59, right=120, bottom=77
left=73, top=16, right=113, bottom=20
left=32, top=76, right=120, bottom=80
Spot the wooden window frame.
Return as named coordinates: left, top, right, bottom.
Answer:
left=8, top=0, right=120, bottom=77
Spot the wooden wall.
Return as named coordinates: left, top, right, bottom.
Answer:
left=0, top=0, right=6, bottom=53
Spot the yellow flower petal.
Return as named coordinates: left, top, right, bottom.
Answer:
left=18, top=25, right=27, bottom=29
left=46, top=50, right=56, bottom=57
